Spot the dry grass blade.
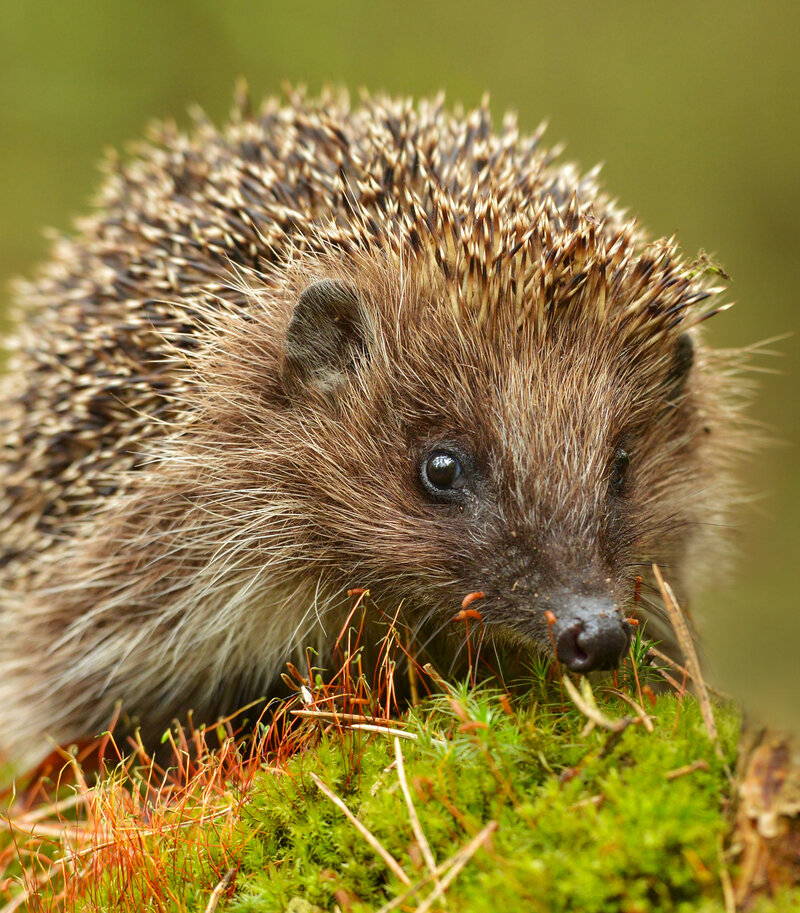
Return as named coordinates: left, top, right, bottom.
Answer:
left=422, top=663, right=455, bottom=695
left=412, top=820, right=498, bottom=913
left=393, top=738, right=443, bottom=902
left=604, top=688, right=655, bottom=732
left=291, top=709, right=407, bottom=726
left=374, top=820, right=498, bottom=913
left=646, top=644, right=729, bottom=699
left=309, top=771, right=411, bottom=886
left=292, top=707, right=427, bottom=742
left=2, top=792, right=87, bottom=829
left=351, top=724, right=418, bottom=740
left=351, top=723, right=448, bottom=749
left=203, top=867, right=236, bottom=913
left=4, top=820, right=86, bottom=839
left=666, top=759, right=710, bottom=780
left=562, top=675, right=629, bottom=732
left=652, top=564, right=722, bottom=758
left=374, top=867, right=443, bottom=913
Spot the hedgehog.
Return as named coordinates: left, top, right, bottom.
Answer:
left=0, top=88, right=749, bottom=764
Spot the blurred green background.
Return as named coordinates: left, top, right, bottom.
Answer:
left=1, top=1, right=798, bottom=723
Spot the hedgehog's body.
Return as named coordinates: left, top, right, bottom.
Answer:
left=0, top=91, right=747, bottom=763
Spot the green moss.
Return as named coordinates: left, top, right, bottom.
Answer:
left=6, top=687, right=800, bottom=912
left=219, top=693, right=738, bottom=913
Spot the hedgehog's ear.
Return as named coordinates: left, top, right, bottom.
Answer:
left=663, top=333, right=694, bottom=404
left=284, top=279, right=369, bottom=394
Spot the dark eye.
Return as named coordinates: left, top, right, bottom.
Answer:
left=421, top=451, right=466, bottom=495
left=609, top=448, right=630, bottom=495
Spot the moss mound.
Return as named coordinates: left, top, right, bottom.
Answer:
left=231, top=693, right=737, bottom=913
left=3, top=678, right=799, bottom=912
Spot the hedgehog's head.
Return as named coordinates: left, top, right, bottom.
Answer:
left=256, top=221, right=736, bottom=674
left=199, top=190, right=740, bottom=676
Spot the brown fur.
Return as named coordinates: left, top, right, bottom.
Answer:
left=0, top=89, right=750, bottom=764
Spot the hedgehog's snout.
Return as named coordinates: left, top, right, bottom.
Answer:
left=551, top=596, right=631, bottom=672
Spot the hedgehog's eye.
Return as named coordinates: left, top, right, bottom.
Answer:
left=421, top=451, right=466, bottom=496
left=609, top=448, right=630, bottom=496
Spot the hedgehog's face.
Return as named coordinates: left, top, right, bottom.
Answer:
left=279, top=275, right=707, bottom=673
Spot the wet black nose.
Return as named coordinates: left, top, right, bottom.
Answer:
left=552, top=598, right=631, bottom=672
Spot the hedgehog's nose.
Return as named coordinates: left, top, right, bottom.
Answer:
left=552, top=597, right=631, bottom=672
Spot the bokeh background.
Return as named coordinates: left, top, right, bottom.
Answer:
left=1, top=1, right=798, bottom=724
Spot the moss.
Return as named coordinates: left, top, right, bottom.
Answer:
left=216, top=693, right=737, bottom=913
left=4, top=685, right=799, bottom=912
